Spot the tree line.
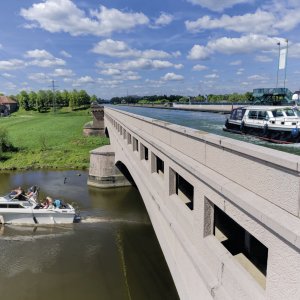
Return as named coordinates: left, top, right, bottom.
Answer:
left=13, top=90, right=98, bottom=112
left=110, top=92, right=254, bottom=104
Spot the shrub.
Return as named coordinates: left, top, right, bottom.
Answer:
left=0, top=128, right=14, bottom=152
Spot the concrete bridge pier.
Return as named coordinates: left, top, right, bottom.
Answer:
left=87, top=145, right=132, bottom=188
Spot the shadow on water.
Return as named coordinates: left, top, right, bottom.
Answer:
left=0, top=170, right=179, bottom=300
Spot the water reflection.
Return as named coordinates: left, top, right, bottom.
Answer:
left=0, top=171, right=179, bottom=300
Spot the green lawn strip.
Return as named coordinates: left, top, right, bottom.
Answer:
left=0, top=111, right=109, bottom=170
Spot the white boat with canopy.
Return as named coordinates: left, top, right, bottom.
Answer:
left=0, top=186, right=78, bottom=225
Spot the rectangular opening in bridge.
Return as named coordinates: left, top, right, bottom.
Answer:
left=151, top=153, right=164, bottom=177
left=133, top=137, right=139, bottom=152
left=127, top=133, right=132, bottom=145
left=123, top=129, right=126, bottom=139
left=170, top=169, right=194, bottom=210
left=140, top=144, right=148, bottom=161
left=156, top=156, right=164, bottom=175
left=120, top=126, right=123, bottom=135
left=211, top=203, right=268, bottom=289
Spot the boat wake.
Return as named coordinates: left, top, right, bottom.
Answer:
left=80, top=216, right=150, bottom=225
left=0, top=231, right=73, bottom=242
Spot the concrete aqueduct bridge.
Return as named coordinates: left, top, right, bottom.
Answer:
left=88, top=107, right=300, bottom=300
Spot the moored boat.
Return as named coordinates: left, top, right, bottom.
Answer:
left=0, top=187, right=79, bottom=225
left=223, top=106, right=300, bottom=143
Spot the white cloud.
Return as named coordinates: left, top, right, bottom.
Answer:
left=185, top=10, right=275, bottom=34
left=236, top=68, right=244, bottom=75
left=185, top=0, right=252, bottom=12
left=172, top=51, right=181, bottom=57
left=161, top=72, right=184, bottom=81
left=28, top=72, right=50, bottom=83
left=187, top=44, right=212, bottom=60
left=2, top=73, right=15, bottom=78
left=229, top=60, right=242, bottom=66
left=192, top=64, right=208, bottom=71
left=188, top=34, right=286, bottom=60
left=248, top=74, right=268, bottom=80
left=4, top=82, right=17, bottom=90
left=255, top=55, right=273, bottom=62
left=207, top=34, right=281, bottom=55
left=21, top=1, right=149, bottom=36
left=205, top=73, right=219, bottom=79
left=72, top=76, right=95, bottom=87
left=25, top=49, right=53, bottom=59
left=0, top=59, right=25, bottom=70
left=52, top=68, right=75, bottom=77
left=91, top=39, right=171, bottom=59
left=185, top=1, right=300, bottom=34
left=29, top=58, right=65, bottom=67
left=60, top=50, right=72, bottom=58
left=97, top=58, right=181, bottom=71
left=154, top=12, right=174, bottom=27
left=121, top=71, right=141, bottom=81
left=100, top=68, right=122, bottom=76
left=25, top=49, right=66, bottom=67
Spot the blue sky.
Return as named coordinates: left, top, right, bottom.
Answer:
left=0, top=0, right=300, bottom=99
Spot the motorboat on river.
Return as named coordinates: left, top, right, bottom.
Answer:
left=223, top=106, right=300, bottom=143
left=0, top=187, right=78, bottom=225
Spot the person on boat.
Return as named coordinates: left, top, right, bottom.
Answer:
left=26, top=185, right=38, bottom=198
left=54, top=199, right=62, bottom=209
left=11, top=186, right=25, bottom=200
left=43, top=197, right=54, bottom=209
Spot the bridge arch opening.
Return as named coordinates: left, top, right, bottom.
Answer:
left=115, top=161, right=136, bottom=187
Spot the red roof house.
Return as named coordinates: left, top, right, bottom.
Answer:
left=0, top=96, right=18, bottom=115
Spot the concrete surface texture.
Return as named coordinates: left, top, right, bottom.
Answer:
left=90, top=106, right=300, bottom=300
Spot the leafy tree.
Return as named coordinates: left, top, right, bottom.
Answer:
left=28, top=91, right=37, bottom=110
left=61, top=90, right=70, bottom=107
left=17, top=91, right=30, bottom=110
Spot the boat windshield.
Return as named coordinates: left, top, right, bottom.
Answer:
left=2, top=193, right=17, bottom=201
left=293, top=109, right=300, bottom=117
left=270, top=110, right=284, bottom=118
left=284, top=109, right=297, bottom=117
left=230, top=108, right=245, bottom=120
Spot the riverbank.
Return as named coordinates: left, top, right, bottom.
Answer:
left=0, top=109, right=109, bottom=170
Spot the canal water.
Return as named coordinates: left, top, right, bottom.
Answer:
left=0, top=170, right=179, bottom=300
left=116, top=106, right=300, bottom=156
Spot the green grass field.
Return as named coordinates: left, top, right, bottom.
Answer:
left=0, top=109, right=109, bottom=170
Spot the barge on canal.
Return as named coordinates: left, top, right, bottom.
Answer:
left=223, top=106, right=300, bottom=143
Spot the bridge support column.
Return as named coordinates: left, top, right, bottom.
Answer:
left=87, top=145, right=132, bottom=188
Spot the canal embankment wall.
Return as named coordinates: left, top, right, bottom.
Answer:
left=90, top=106, right=300, bottom=300
left=119, top=103, right=247, bottom=113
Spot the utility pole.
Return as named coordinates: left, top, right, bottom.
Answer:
left=49, top=79, right=59, bottom=113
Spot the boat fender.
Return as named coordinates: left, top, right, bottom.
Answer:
left=291, top=128, right=299, bottom=138
left=263, top=124, right=268, bottom=135
left=240, top=121, right=245, bottom=133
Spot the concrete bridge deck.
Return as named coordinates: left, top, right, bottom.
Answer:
left=89, top=107, right=300, bottom=300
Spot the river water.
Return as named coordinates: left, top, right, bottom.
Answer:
left=0, top=170, right=179, bottom=300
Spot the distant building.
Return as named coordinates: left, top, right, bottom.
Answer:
left=0, top=96, right=18, bottom=116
